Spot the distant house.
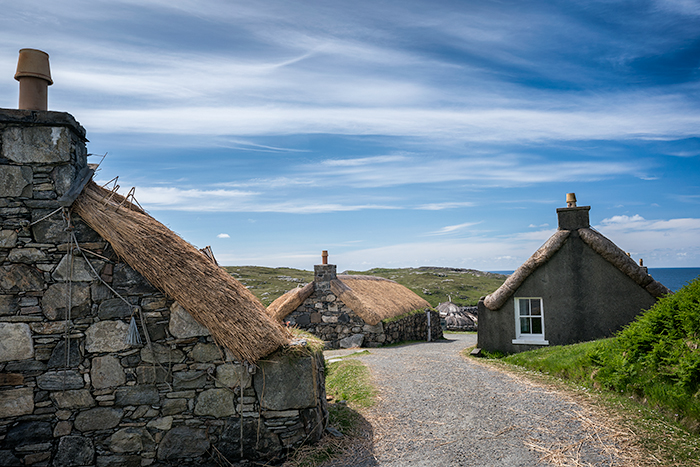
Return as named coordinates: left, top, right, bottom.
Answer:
left=476, top=194, right=671, bottom=354
left=437, top=301, right=478, bottom=331
left=267, top=252, right=442, bottom=348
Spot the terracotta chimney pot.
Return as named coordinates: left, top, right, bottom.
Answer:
left=566, top=193, right=577, bottom=207
left=322, top=250, right=328, bottom=265
left=15, top=48, right=53, bottom=111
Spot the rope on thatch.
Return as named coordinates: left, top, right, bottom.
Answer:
left=72, top=181, right=289, bottom=363
left=578, top=228, right=671, bottom=298
left=484, top=230, right=570, bottom=310
left=331, top=275, right=431, bottom=325
left=266, top=283, right=314, bottom=321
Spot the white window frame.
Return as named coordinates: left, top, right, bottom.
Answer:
left=512, top=297, right=549, bottom=345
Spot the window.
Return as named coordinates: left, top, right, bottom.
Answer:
left=512, top=297, right=549, bottom=345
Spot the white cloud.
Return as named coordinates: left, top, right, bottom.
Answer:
left=428, top=222, right=482, bottom=236
left=217, top=233, right=230, bottom=238
left=415, top=202, right=475, bottom=210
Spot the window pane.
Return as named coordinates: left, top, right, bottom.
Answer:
left=520, top=317, right=530, bottom=334
left=519, top=299, right=529, bottom=316
left=532, top=317, right=542, bottom=334
left=531, top=299, right=541, bottom=316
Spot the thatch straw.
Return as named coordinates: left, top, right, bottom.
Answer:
left=331, top=275, right=430, bottom=325
left=267, top=283, right=314, bottom=322
left=72, top=181, right=289, bottom=363
left=484, top=230, right=570, bottom=310
left=578, top=228, right=671, bottom=298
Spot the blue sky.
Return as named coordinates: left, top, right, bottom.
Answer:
left=2, top=0, right=699, bottom=271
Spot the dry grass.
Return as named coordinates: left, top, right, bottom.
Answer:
left=267, top=283, right=314, bottom=321
left=73, top=181, right=290, bottom=363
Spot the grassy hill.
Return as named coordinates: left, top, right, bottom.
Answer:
left=223, top=265, right=507, bottom=307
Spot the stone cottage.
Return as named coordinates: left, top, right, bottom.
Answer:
left=0, top=52, right=327, bottom=466
left=476, top=194, right=671, bottom=355
left=267, top=252, right=442, bottom=348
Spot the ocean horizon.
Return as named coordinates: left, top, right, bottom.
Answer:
left=488, top=267, right=700, bottom=293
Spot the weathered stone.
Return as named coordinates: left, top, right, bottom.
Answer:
left=54, top=420, right=73, bottom=437
left=216, top=363, right=252, bottom=389
left=85, top=320, right=130, bottom=353
left=98, top=298, right=133, bottom=320
left=42, top=282, right=91, bottom=320
left=321, top=315, right=338, bottom=324
left=362, top=323, right=384, bottom=333
left=91, top=355, right=126, bottom=389
left=37, top=370, right=84, bottom=390
left=339, top=333, right=364, bottom=349
left=173, top=370, right=207, bottom=389
left=95, top=455, right=141, bottom=467
left=0, top=322, right=33, bottom=362
left=0, top=387, right=34, bottom=417
left=0, top=450, right=21, bottom=466
left=157, top=427, right=209, bottom=461
left=2, top=126, right=72, bottom=163
left=74, top=407, right=123, bottom=432
left=31, top=320, right=69, bottom=335
left=217, top=418, right=283, bottom=462
left=140, top=343, right=184, bottom=364
left=47, top=339, right=81, bottom=368
left=0, top=264, right=43, bottom=292
left=296, top=314, right=310, bottom=325
left=146, top=416, right=172, bottom=431
left=52, top=255, right=101, bottom=282
left=255, top=355, right=319, bottom=410
left=141, top=296, right=167, bottom=311
left=4, top=359, right=45, bottom=374
left=310, top=312, right=322, bottom=323
left=0, top=295, right=19, bottom=316
left=194, top=389, right=235, bottom=417
left=135, top=365, right=171, bottom=384
left=0, top=165, right=32, bottom=197
left=338, top=313, right=350, bottom=323
left=7, top=248, right=46, bottom=264
left=161, top=398, right=188, bottom=415
left=109, top=428, right=143, bottom=453
left=54, top=435, right=95, bottom=466
left=112, top=263, right=156, bottom=294
left=90, top=283, right=112, bottom=302
left=191, top=342, right=221, bottom=362
left=0, top=373, right=24, bottom=385
left=0, top=231, right=19, bottom=250
left=169, top=302, right=210, bottom=338
left=114, top=385, right=159, bottom=406
left=24, top=451, right=51, bottom=465
left=4, top=421, right=52, bottom=447
left=51, top=164, right=77, bottom=197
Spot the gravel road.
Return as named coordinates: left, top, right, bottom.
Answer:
left=321, top=333, right=638, bottom=467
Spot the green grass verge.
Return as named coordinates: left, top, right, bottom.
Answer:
left=326, top=359, right=377, bottom=408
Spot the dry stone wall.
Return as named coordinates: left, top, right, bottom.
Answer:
left=0, top=109, right=327, bottom=466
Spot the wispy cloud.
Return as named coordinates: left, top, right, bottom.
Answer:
left=427, top=222, right=482, bottom=236
left=217, top=233, right=230, bottom=238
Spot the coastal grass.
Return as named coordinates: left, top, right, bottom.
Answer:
left=326, top=359, right=377, bottom=408
left=225, top=265, right=506, bottom=307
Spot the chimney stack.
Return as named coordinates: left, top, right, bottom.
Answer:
left=15, top=49, right=53, bottom=111
left=314, top=250, right=336, bottom=292
left=557, top=192, right=590, bottom=230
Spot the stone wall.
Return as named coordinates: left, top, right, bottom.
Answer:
left=285, top=284, right=443, bottom=349
left=0, top=109, right=327, bottom=466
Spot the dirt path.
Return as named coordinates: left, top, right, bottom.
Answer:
left=322, top=334, right=640, bottom=467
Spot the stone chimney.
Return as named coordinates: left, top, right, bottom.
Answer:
left=556, top=192, right=590, bottom=230
left=314, top=250, right=337, bottom=292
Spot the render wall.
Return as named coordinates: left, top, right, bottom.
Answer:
left=477, top=230, right=659, bottom=354
left=285, top=287, right=442, bottom=349
left=0, top=110, right=327, bottom=466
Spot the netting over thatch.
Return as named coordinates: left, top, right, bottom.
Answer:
left=331, top=275, right=430, bottom=325
left=267, top=283, right=314, bottom=322
left=578, top=228, right=670, bottom=298
left=484, top=230, right=570, bottom=310
left=267, top=274, right=430, bottom=326
left=72, top=181, right=289, bottom=363
left=484, top=227, right=671, bottom=311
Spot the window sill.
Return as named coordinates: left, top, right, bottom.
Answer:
left=512, top=338, right=549, bottom=345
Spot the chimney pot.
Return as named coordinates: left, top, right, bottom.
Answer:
left=566, top=192, right=577, bottom=207
left=322, top=250, right=328, bottom=265
left=15, top=48, right=53, bottom=111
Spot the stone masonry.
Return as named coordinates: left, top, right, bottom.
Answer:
left=0, top=109, right=327, bottom=466
left=285, top=264, right=442, bottom=349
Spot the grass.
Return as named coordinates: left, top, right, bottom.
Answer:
left=325, top=359, right=377, bottom=408
left=224, top=265, right=506, bottom=307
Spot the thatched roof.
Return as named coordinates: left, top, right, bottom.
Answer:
left=267, top=283, right=314, bottom=322
left=267, top=274, right=431, bottom=326
left=483, top=227, right=671, bottom=311
left=437, top=301, right=461, bottom=315
left=73, top=181, right=290, bottom=363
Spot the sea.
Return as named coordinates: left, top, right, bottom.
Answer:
left=488, top=267, right=700, bottom=293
